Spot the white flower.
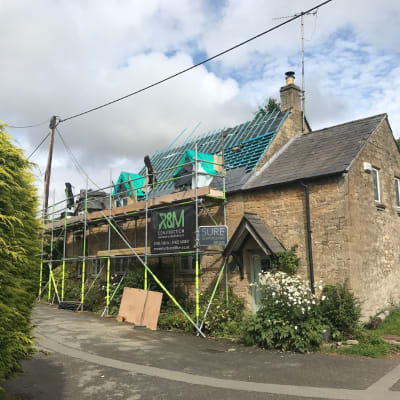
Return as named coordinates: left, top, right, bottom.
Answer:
left=321, top=295, right=326, bottom=301
left=294, top=326, right=298, bottom=330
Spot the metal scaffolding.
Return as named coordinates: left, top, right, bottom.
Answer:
left=38, top=146, right=228, bottom=337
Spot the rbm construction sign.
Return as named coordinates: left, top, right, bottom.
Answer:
left=151, top=204, right=195, bottom=254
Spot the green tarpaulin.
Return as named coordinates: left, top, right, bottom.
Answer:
left=113, top=172, right=145, bottom=198
left=172, top=149, right=217, bottom=177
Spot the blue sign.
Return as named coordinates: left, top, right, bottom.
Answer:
left=199, top=225, right=228, bottom=246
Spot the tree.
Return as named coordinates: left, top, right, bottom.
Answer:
left=255, top=97, right=281, bottom=118
left=0, top=125, right=41, bottom=383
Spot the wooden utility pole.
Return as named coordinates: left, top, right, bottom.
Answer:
left=43, top=116, right=57, bottom=220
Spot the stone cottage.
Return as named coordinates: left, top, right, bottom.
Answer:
left=58, top=72, right=400, bottom=319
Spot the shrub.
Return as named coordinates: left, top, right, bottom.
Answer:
left=158, top=310, right=191, bottom=332
left=272, top=246, right=300, bottom=275
left=319, top=283, right=361, bottom=339
left=242, top=272, right=324, bottom=352
left=158, top=287, right=245, bottom=338
left=199, top=291, right=245, bottom=337
left=0, top=127, right=41, bottom=382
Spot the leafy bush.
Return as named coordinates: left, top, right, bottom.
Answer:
left=200, top=291, right=245, bottom=337
left=242, top=272, right=324, bottom=352
left=158, top=309, right=191, bottom=331
left=0, top=127, right=41, bottom=382
left=158, top=287, right=245, bottom=338
left=272, top=246, right=300, bottom=275
left=319, top=283, right=361, bottom=339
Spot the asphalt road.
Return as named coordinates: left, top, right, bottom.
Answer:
left=4, top=303, right=400, bottom=399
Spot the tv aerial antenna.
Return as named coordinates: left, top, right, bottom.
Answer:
left=273, top=10, right=318, bottom=132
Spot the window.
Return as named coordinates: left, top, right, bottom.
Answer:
left=114, top=258, right=127, bottom=275
left=372, top=167, right=380, bottom=203
left=179, top=256, right=196, bottom=274
left=75, top=261, right=82, bottom=277
left=395, top=178, right=400, bottom=208
left=90, top=259, right=101, bottom=277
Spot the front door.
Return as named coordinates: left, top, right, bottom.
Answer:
left=250, top=254, right=262, bottom=312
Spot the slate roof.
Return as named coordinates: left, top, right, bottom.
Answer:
left=224, top=212, right=285, bottom=257
left=243, top=114, right=386, bottom=191
left=138, top=109, right=289, bottom=193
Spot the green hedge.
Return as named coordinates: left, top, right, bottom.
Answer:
left=0, top=126, right=40, bottom=382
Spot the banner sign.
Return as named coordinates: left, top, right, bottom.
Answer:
left=151, top=205, right=195, bottom=254
left=199, top=225, right=228, bottom=246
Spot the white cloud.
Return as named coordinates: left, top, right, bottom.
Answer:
left=1, top=0, right=399, bottom=205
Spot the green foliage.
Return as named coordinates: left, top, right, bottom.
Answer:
left=319, top=283, right=361, bottom=339
left=375, top=309, right=400, bottom=335
left=271, top=246, right=300, bottom=275
left=158, top=309, right=191, bottom=332
left=159, top=287, right=245, bottom=337
left=336, top=331, right=400, bottom=358
left=200, top=291, right=245, bottom=337
left=255, top=98, right=281, bottom=118
left=242, top=313, right=323, bottom=353
left=0, top=126, right=41, bottom=381
left=396, top=138, right=400, bottom=151
left=241, top=272, right=323, bottom=352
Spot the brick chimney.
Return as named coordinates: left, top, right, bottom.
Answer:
left=280, top=71, right=301, bottom=111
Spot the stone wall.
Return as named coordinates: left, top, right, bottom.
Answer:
left=345, top=117, right=400, bottom=318
left=225, top=177, right=351, bottom=304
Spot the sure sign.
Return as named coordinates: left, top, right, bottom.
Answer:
left=199, top=225, right=228, bottom=246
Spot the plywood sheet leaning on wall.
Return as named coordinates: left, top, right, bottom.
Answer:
left=118, top=287, right=163, bottom=330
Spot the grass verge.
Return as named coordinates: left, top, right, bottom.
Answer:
left=323, top=309, right=400, bottom=358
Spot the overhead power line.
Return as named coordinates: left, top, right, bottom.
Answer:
left=59, top=0, right=332, bottom=124
left=27, top=132, right=50, bottom=160
left=7, top=119, right=50, bottom=129
left=56, top=127, right=101, bottom=189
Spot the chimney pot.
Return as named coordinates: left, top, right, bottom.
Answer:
left=285, top=71, right=295, bottom=85
left=280, top=71, right=301, bottom=111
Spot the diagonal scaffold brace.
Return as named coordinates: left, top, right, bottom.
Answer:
left=99, top=211, right=206, bottom=338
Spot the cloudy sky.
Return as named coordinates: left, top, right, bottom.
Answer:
left=1, top=0, right=399, bottom=205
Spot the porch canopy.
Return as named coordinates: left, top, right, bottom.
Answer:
left=224, top=213, right=284, bottom=275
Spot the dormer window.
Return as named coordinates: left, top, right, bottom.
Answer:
left=372, top=167, right=380, bottom=203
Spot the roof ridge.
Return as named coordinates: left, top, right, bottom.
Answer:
left=306, top=113, right=386, bottom=136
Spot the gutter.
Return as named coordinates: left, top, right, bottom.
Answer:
left=300, top=181, right=315, bottom=294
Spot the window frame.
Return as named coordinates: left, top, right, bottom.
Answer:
left=178, top=255, right=196, bottom=274
left=114, top=258, right=126, bottom=275
left=90, top=259, right=101, bottom=277
left=395, top=177, right=400, bottom=208
left=372, top=167, right=381, bottom=203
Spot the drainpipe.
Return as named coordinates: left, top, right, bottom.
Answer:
left=300, top=181, right=315, bottom=294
